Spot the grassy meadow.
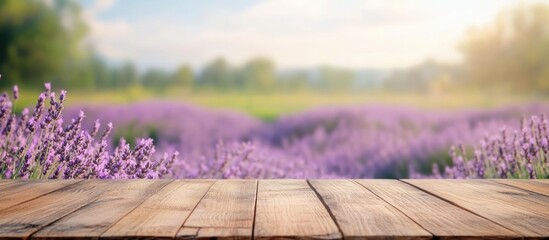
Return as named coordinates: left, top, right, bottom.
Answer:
left=15, top=86, right=542, bottom=121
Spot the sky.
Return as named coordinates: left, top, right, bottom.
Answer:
left=78, top=0, right=549, bottom=71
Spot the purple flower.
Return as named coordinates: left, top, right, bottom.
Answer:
left=0, top=84, right=174, bottom=180
left=12, top=85, right=18, bottom=100
left=444, top=115, right=548, bottom=179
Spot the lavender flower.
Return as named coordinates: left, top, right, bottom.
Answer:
left=12, top=85, right=18, bottom=100
left=0, top=84, right=176, bottom=179
left=442, top=115, right=549, bottom=179
left=64, top=101, right=549, bottom=178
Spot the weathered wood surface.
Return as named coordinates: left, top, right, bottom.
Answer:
left=492, top=179, right=549, bottom=196
left=0, top=179, right=81, bottom=211
left=254, top=180, right=340, bottom=239
left=0, top=180, right=110, bottom=239
left=179, top=179, right=257, bottom=240
left=404, top=179, right=549, bottom=238
left=309, top=179, right=430, bottom=239
left=33, top=180, right=172, bottom=239
left=0, top=179, right=547, bottom=239
left=104, top=180, right=214, bottom=239
left=358, top=180, right=519, bottom=239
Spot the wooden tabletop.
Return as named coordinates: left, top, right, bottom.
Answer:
left=0, top=179, right=547, bottom=239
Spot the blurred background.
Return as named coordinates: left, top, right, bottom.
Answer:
left=1, top=0, right=549, bottom=178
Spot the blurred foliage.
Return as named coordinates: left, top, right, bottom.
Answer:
left=384, top=60, right=462, bottom=94
left=461, top=3, right=549, bottom=95
left=173, top=65, right=194, bottom=88
left=1, top=1, right=549, bottom=96
left=0, top=0, right=87, bottom=87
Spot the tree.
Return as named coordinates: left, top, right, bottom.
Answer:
left=172, top=65, right=194, bottom=88
left=142, top=68, right=170, bottom=89
left=112, top=62, right=138, bottom=88
left=278, top=70, right=310, bottom=91
left=316, top=66, right=354, bottom=91
left=198, top=57, right=231, bottom=89
left=241, top=58, right=276, bottom=91
left=89, top=55, right=111, bottom=89
left=0, top=0, right=87, bottom=88
left=461, top=4, right=549, bottom=94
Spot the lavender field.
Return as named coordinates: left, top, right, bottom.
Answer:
left=2, top=0, right=549, bottom=180
left=1, top=85, right=548, bottom=179
left=68, top=102, right=549, bottom=179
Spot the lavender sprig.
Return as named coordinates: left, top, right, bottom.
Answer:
left=0, top=83, right=176, bottom=179
left=443, top=115, right=549, bottom=179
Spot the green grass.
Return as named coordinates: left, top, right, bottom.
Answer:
left=15, top=86, right=542, bottom=121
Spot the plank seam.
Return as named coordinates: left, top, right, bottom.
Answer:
left=352, top=180, right=435, bottom=238
left=398, top=179, right=524, bottom=237
left=177, top=179, right=218, bottom=237
left=0, top=180, right=84, bottom=212
left=306, top=179, right=344, bottom=239
left=251, top=179, right=258, bottom=240
left=489, top=179, right=549, bottom=197
left=28, top=181, right=112, bottom=240
left=96, top=179, right=175, bottom=238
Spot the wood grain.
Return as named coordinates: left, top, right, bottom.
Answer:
left=442, top=180, right=548, bottom=215
left=254, top=179, right=341, bottom=239
left=0, top=179, right=81, bottom=211
left=310, top=179, right=431, bottom=239
left=0, top=180, right=24, bottom=190
left=32, top=180, right=171, bottom=239
left=178, top=180, right=256, bottom=240
left=0, top=180, right=111, bottom=239
left=0, top=179, right=546, bottom=239
left=177, top=227, right=252, bottom=240
left=358, top=179, right=519, bottom=239
left=102, top=180, right=214, bottom=239
left=405, top=179, right=549, bottom=237
left=492, top=179, right=549, bottom=196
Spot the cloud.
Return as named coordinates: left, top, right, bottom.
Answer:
left=89, top=0, right=117, bottom=13
left=82, top=0, right=133, bottom=59
left=81, top=0, right=549, bottom=71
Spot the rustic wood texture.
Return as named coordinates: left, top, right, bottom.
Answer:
left=0, top=179, right=547, bottom=239
left=0, top=180, right=110, bottom=239
left=309, top=179, right=430, bottom=239
left=33, top=180, right=172, bottom=239
left=0, top=179, right=80, bottom=211
left=492, top=179, right=549, bottom=196
left=103, top=180, right=214, bottom=239
left=254, top=179, right=341, bottom=239
left=405, top=179, right=549, bottom=237
left=178, top=180, right=257, bottom=240
left=357, top=179, right=519, bottom=239
left=0, top=180, right=26, bottom=190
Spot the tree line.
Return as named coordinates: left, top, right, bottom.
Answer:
left=1, top=0, right=549, bottom=95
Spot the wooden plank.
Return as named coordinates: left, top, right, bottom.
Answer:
left=0, top=180, right=22, bottom=190
left=179, top=227, right=251, bottom=240
left=254, top=179, right=341, bottom=239
left=0, top=180, right=112, bottom=239
left=357, top=179, right=519, bottom=239
left=177, top=180, right=256, bottom=240
left=32, top=180, right=172, bottom=239
left=441, top=180, right=549, bottom=216
left=405, top=179, right=549, bottom=237
left=310, top=179, right=431, bottom=239
left=0, top=180, right=81, bottom=211
left=196, top=227, right=251, bottom=239
left=492, top=179, right=549, bottom=196
left=102, top=180, right=214, bottom=239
